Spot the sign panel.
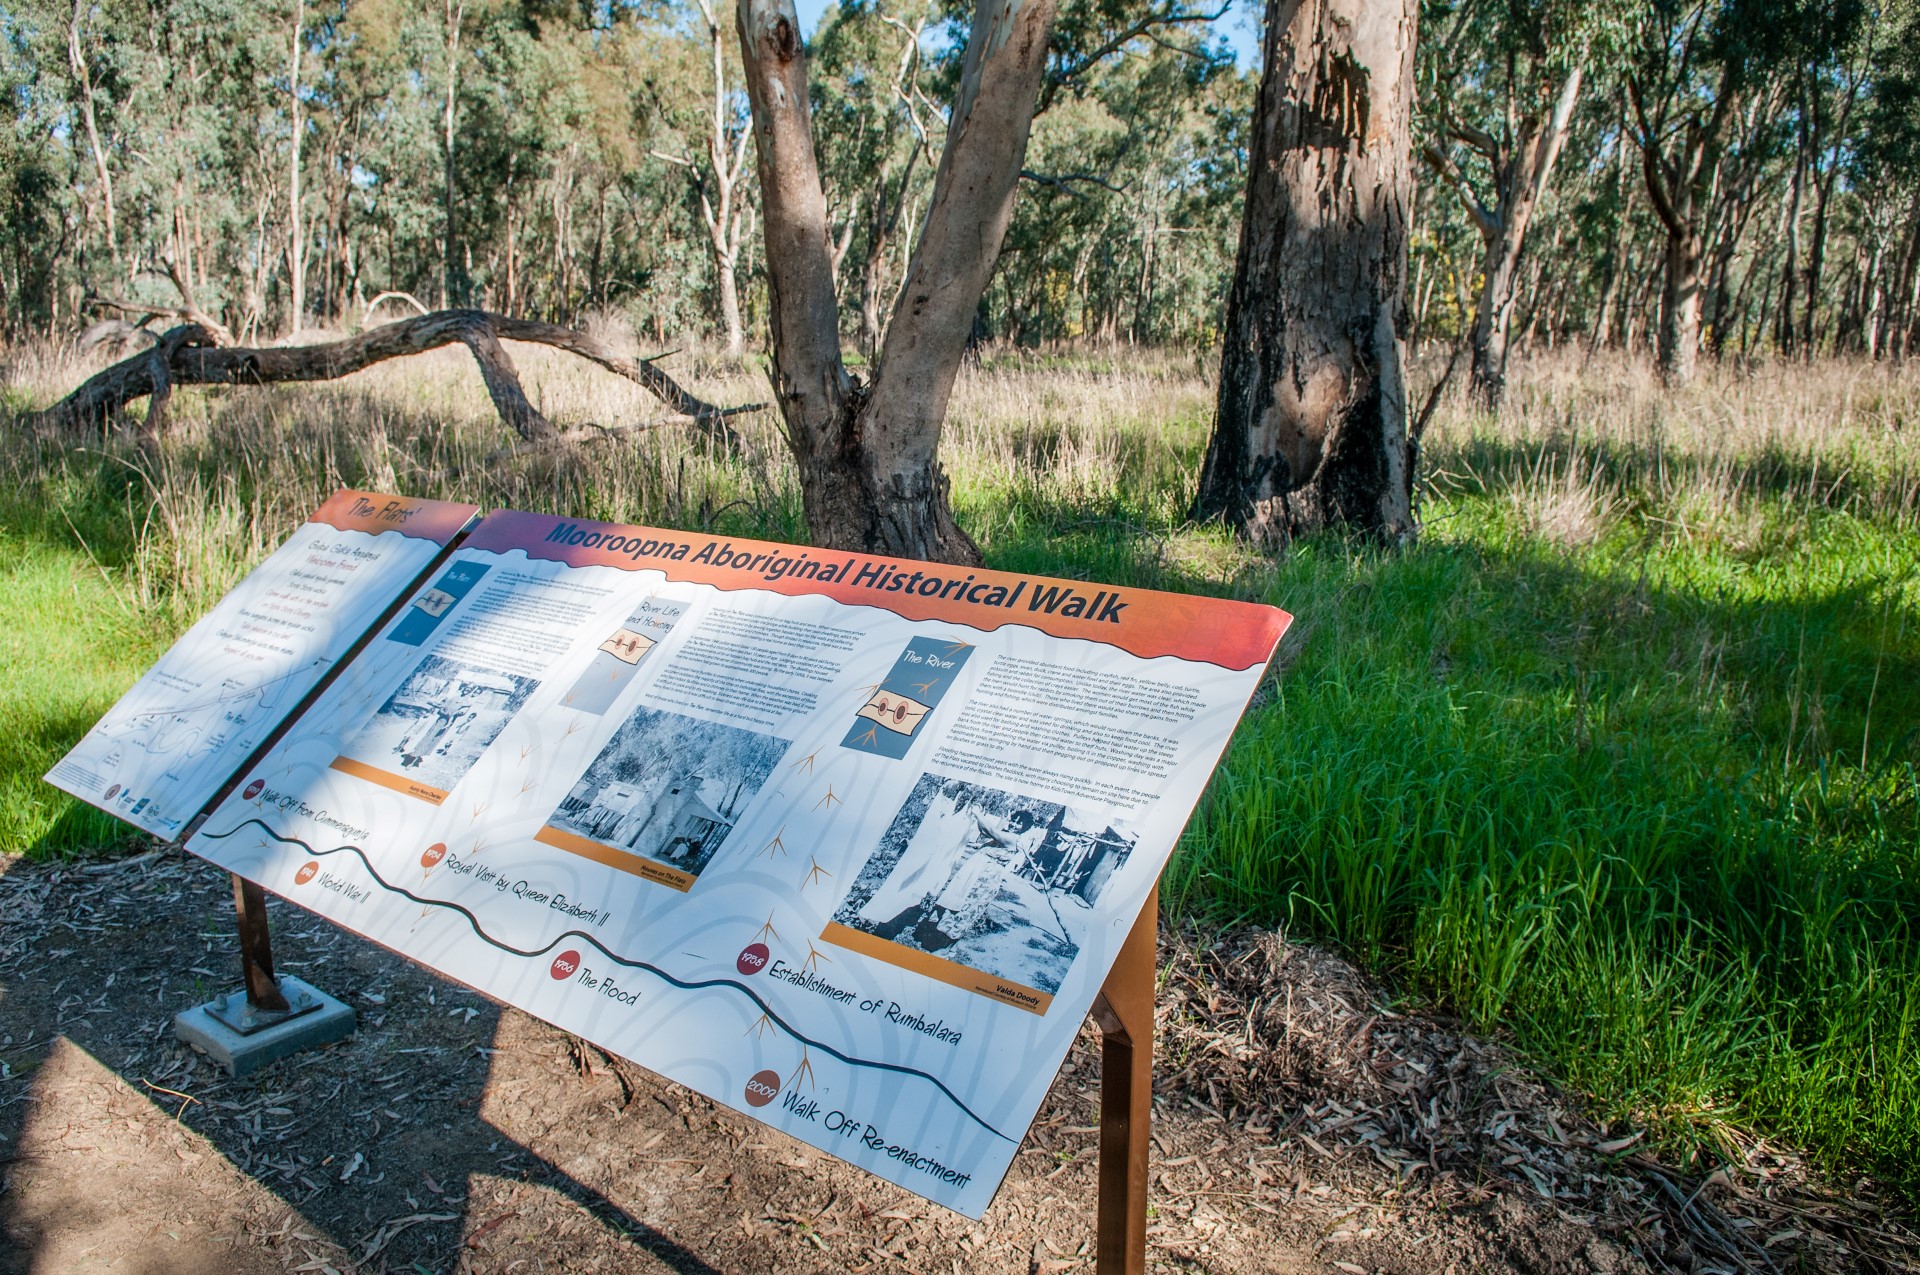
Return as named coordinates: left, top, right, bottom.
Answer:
left=46, top=491, right=479, bottom=839
left=185, top=512, right=1289, bottom=1216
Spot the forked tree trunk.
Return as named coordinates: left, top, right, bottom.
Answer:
left=1632, top=74, right=1730, bottom=389
left=737, top=0, right=1058, bottom=564
left=1425, top=66, right=1582, bottom=409
left=1193, top=0, right=1418, bottom=546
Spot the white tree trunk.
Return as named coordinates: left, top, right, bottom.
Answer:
left=696, top=0, right=751, bottom=356
left=442, top=0, right=464, bottom=307
left=68, top=0, right=118, bottom=273
left=737, top=0, right=1059, bottom=562
left=287, top=0, right=305, bottom=335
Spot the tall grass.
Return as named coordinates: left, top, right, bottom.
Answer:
left=2, top=336, right=1916, bottom=1199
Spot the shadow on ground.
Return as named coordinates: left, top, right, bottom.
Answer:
left=2, top=849, right=1699, bottom=1275
left=7, top=847, right=1908, bottom=1274
left=0, top=852, right=740, bottom=1274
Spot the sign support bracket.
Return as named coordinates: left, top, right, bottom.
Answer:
left=234, top=874, right=291, bottom=1013
left=1090, top=882, right=1157, bottom=1275
left=173, top=873, right=356, bottom=1072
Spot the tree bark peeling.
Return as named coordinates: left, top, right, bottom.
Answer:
left=1194, top=0, right=1418, bottom=547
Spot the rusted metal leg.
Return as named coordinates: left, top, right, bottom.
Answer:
left=233, top=874, right=291, bottom=1013
left=1091, top=882, right=1157, bottom=1275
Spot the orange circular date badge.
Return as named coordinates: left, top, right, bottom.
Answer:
left=294, top=862, right=319, bottom=886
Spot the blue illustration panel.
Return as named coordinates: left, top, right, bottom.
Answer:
left=840, top=636, right=973, bottom=760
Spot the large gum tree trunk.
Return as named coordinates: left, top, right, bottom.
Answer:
left=737, top=0, right=1058, bottom=564
left=1193, top=0, right=1418, bottom=546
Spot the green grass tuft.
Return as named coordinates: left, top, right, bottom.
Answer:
left=0, top=522, right=173, bottom=856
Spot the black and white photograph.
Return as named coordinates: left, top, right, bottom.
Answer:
left=545, top=706, right=788, bottom=879
left=340, top=654, right=539, bottom=793
left=831, top=774, right=1136, bottom=997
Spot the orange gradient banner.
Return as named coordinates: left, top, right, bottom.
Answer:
left=311, top=489, right=480, bottom=544
left=463, top=511, right=1289, bottom=671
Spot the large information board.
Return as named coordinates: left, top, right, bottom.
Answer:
left=159, top=509, right=1285, bottom=1216
left=46, top=490, right=478, bottom=839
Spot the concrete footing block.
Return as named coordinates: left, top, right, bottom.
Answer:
left=174, top=975, right=356, bottom=1076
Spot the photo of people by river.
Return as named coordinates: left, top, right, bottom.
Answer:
left=338, top=655, right=539, bottom=796
left=543, top=706, right=788, bottom=881
left=830, top=774, right=1136, bottom=997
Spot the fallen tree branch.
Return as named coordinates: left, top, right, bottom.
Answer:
left=87, top=252, right=238, bottom=347
left=25, top=309, right=759, bottom=445
left=86, top=293, right=237, bottom=348
left=360, top=289, right=431, bottom=328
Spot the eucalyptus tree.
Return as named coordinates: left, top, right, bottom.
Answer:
left=0, top=17, right=67, bottom=334
left=643, top=0, right=756, bottom=354
left=327, top=0, right=459, bottom=314
left=1777, top=0, right=1872, bottom=353
left=86, top=0, right=287, bottom=338
left=737, top=0, right=1062, bottom=563
left=67, top=0, right=118, bottom=275
left=1419, top=0, right=1617, bottom=407
left=1851, top=0, right=1920, bottom=356
left=457, top=6, right=593, bottom=317
left=1625, top=0, right=1819, bottom=383
left=990, top=13, right=1244, bottom=346
left=809, top=0, right=942, bottom=354
left=286, top=0, right=307, bottom=332
left=14, top=0, right=1920, bottom=387
left=1194, top=0, right=1420, bottom=545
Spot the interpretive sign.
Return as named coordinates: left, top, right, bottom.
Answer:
left=178, top=511, right=1288, bottom=1216
left=46, top=490, right=479, bottom=839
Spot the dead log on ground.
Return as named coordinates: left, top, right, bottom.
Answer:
left=26, top=309, right=756, bottom=444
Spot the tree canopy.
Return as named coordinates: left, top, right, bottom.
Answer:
left=2, top=0, right=1915, bottom=368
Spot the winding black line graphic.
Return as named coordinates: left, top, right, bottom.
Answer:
left=201, top=817, right=1015, bottom=1143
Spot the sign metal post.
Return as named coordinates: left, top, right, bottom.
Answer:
left=233, top=874, right=290, bottom=1013
left=1092, top=882, right=1157, bottom=1275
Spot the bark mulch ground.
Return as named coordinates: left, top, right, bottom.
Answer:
left=1, top=848, right=1911, bottom=1274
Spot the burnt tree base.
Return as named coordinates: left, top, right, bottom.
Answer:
left=1192, top=378, right=1417, bottom=550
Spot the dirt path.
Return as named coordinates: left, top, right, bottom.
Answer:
left=1, top=850, right=1909, bottom=1274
